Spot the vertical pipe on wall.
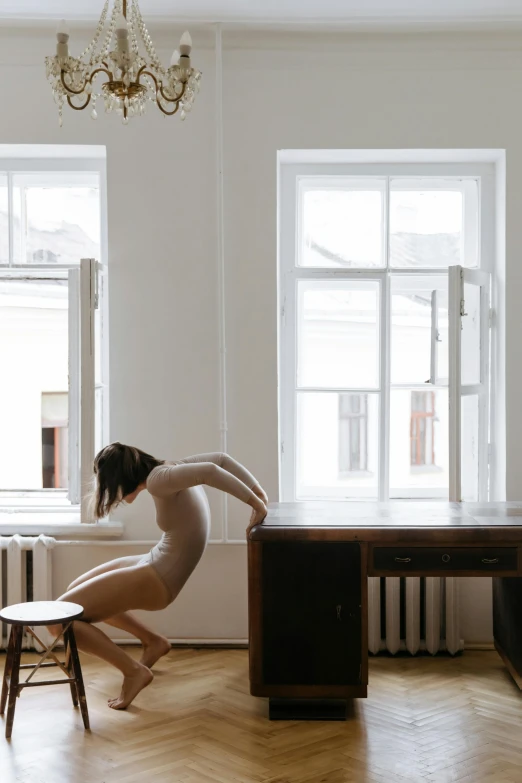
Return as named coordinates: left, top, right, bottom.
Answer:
left=215, top=23, right=228, bottom=542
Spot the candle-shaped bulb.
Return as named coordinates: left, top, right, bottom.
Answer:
left=170, top=49, right=180, bottom=66
left=56, top=19, right=69, bottom=43
left=179, top=30, right=192, bottom=56
left=115, top=12, right=128, bottom=36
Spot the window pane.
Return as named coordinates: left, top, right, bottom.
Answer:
left=461, top=280, right=481, bottom=386
left=390, top=179, right=478, bottom=268
left=0, top=278, right=69, bottom=489
left=390, top=388, right=448, bottom=496
left=13, top=174, right=100, bottom=265
left=95, top=386, right=104, bottom=456
left=297, top=280, right=380, bottom=389
left=299, top=180, right=385, bottom=268
left=461, top=394, right=479, bottom=502
left=391, top=278, right=448, bottom=385
left=0, top=174, right=8, bottom=265
left=296, top=392, right=379, bottom=499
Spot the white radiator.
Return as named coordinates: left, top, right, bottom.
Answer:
left=0, top=534, right=55, bottom=651
left=368, top=576, right=463, bottom=655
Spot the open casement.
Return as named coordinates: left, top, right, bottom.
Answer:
left=68, top=259, right=99, bottom=519
left=449, top=266, right=491, bottom=502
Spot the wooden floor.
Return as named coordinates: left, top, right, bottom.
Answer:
left=1, top=648, right=522, bottom=782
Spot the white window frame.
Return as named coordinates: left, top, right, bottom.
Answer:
left=278, top=161, right=495, bottom=503
left=0, top=157, right=109, bottom=521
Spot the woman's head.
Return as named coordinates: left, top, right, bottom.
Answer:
left=91, top=442, right=163, bottom=520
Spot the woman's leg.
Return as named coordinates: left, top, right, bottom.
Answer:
left=101, top=613, right=171, bottom=668
left=49, top=563, right=171, bottom=709
left=70, top=621, right=153, bottom=709
left=67, top=555, right=144, bottom=591
left=66, top=555, right=170, bottom=667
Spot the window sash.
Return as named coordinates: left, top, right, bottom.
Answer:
left=448, top=265, right=491, bottom=502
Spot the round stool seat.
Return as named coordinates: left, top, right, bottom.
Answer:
left=0, top=601, right=84, bottom=626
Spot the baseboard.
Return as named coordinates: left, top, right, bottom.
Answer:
left=111, top=638, right=249, bottom=648
left=111, top=639, right=495, bottom=651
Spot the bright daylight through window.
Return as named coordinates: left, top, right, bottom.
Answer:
left=279, top=163, right=491, bottom=503
left=0, top=160, right=106, bottom=519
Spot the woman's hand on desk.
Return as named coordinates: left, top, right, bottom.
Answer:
left=247, top=501, right=268, bottom=534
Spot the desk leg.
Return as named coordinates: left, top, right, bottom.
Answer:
left=493, top=577, right=522, bottom=690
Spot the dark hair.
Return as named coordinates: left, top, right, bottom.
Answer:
left=91, top=442, right=164, bottom=520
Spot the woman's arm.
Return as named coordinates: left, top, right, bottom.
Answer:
left=147, top=462, right=267, bottom=518
left=179, top=452, right=268, bottom=503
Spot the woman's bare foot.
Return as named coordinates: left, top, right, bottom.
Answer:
left=140, top=635, right=171, bottom=669
left=108, top=663, right=153, bottom=710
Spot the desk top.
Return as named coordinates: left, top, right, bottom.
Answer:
left=249, top=502, right=522, bottom=544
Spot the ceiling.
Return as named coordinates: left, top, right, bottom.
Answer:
left=3, top=0, right=522, bottom=25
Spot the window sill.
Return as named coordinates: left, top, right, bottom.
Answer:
left=0, top=512, right=123, bottom=537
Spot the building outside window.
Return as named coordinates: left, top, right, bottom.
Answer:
left=339, top=393, right=369, bottom=474
left=410, top=391, right=436, bottom=469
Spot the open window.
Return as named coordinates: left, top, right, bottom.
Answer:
left=0, top=159, right=107, bottom=521
left=449, top=266, right=491, bottom=501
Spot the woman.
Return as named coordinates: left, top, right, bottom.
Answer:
left=48, top=443, right=268, bottom=710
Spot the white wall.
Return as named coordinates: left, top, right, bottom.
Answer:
left=2, top=25, right=522, bottom=643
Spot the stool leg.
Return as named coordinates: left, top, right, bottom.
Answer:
left=0, top=625, right=16, bottom=715
left=5, top=625, right=23, bottom=739
left=64, top=625, right=90, bottom=730
left=63, top=627, right=78, bottom=708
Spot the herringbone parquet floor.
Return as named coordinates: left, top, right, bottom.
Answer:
left=1, top=648, right=521, bottom=783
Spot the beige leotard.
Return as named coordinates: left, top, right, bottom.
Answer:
left=138, top=452, right=259, bottom=602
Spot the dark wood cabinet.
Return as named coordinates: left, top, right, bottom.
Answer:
left=249, top=540, right=367, bottom=707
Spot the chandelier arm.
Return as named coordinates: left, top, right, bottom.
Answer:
left=66, top=93, right=92, bottom=111
left=60, top=70, right=88, bottom=96
left=60, top=67, right=112, bottom=97
left=90, top=66, right=114, bottom=83
left=136, top=65, right=158, bottom=88
left=156, top=98, right=181, bottom=116
left=137, top=68, right=187, bottom=106
left=158, top=80, right=186, bottom=104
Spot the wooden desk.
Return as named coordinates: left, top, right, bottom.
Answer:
left=248, top=502, right=522, bottom=719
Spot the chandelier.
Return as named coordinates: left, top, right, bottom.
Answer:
left=45, top=0, right=201, bottom=126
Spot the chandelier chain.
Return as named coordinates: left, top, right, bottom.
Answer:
left=79, top=0, right=110, bottom=63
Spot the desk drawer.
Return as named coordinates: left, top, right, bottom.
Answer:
left=373, top=547, right=518, bottom=573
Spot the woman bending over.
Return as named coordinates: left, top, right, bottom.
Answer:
left=48, top=444, right=268, bottom=710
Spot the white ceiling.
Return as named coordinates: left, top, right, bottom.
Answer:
left=3, top=0, right=522, bottom=25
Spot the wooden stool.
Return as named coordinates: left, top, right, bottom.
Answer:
left=0, top=601, right=90, bottom=739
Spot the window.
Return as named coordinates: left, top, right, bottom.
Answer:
left=0, top=157, right=108, bottom=520
left=279, top=160, right=493, bottom=502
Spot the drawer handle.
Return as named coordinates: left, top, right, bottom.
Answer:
left=394, top=557, right=412, bottom=563
left=482, top=557, right=500, bottom=565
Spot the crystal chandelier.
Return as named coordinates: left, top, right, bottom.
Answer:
left=45, top=0, right=201, bottom=126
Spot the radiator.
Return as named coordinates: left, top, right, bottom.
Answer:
left=0, top=534, right=56, bottom=651
left=368, top=576, right=463, bottom=655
